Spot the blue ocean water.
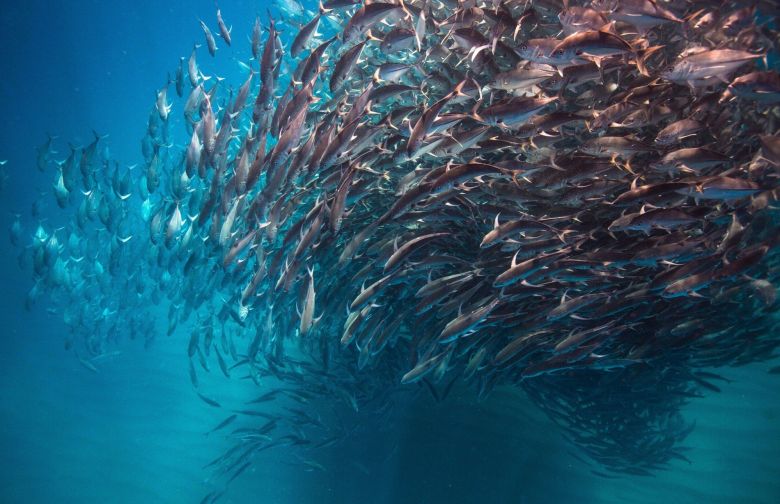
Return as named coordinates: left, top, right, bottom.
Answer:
left=0, top=1, right=778, bottom=503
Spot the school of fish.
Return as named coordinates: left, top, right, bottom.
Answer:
left=12, top=0, right=780, bottom=497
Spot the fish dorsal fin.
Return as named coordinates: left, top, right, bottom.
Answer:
left=561, top=289, right=569, bottom=304
left=598, top=23, right=618, bottom=36
left=493, top=212, right=501, bottom=229
left=365, top=29, right=380, bottom=42
left=730, top=213, right=743, bottom=233
left=630, top=176, right=639, bottom=191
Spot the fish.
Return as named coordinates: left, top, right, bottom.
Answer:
left=156, top=82, right=172, bottom=121
left=491, top=64, right=557, bottom=92
left=652, top=147, right=730, bottom=173
left=722, top=70, right=780, bottom=104
left=384, top=233, right=449, bottom=273
left=608, top=207, right=702, bottom=233
left=298, top=267, right=319, bottom=336
left=197, top=392, right=222, bottom=408
left=343, top=3, right=404, bottom=44
left=473, top=96, right=556, bottom=128
left=174, top=57, right=185, bottom=97
left=207, top=414, right=237, bottom=435
left=330, top=41, right=366, bottom=92
left=551, top=30, right=633, bottom=63
left=12, top=0, right=780, bottom=494
left=36, top=135, right=55, bottom=172
left=655, top=119, right=705, bottom=146
left=662, top=49, right=763, bottom=86
left=216, top=9, right=231, bottom=46
left=378, top=27, right=415, bottom=54
left=199, top=20, right=218, bottom=57
left=675, top=176, right=761, bottom=201
left=274, top=0, right=304, bottom=19
left=438, top=297, right=501, bottom=344
left=291, top=13, right=321, bottom=58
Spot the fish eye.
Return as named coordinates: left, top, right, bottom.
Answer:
left=520, top=44, right=527, bottom=51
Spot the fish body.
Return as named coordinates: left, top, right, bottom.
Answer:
left=216, top=9, right=231, bottom=46
left=552, top=30, right=633, bottom=62
left=299, top=268, right=318, bottom=336
left=662, top=49, right=762, bottom=85
left=199, top=20, right=218, bottom=56
left=292, top=14, right=320, bottom=58
left=655, top=119, right=704, bottom=146
left=609, top=208, right=700, bottom=233
left=474, top=96, right=556, bottom=128
left=723, top=71, right=780, bottom=104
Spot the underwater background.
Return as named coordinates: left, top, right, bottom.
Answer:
left=0, top=1, right=779, bottom=503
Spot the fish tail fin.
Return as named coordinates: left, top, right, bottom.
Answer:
left=635, top=45, right=664, bottom=77
left=469, top=99, right=484, bottom=123
left=680, top=9, right=706, bottom=42
left=683, top=8, right=707, bottom=24
left=598, top=21, right=618, bottom=35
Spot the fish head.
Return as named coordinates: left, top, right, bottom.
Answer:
left=608, top=213, right=634, bottom=232
left=549, top=43, right=582, bottom=65
left=661, top=61, right=691, bottom=83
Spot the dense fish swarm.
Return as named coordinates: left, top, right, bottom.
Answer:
left=14, top=0, right=780, bottom=494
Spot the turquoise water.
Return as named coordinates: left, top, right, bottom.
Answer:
left=1, top=1, right=779, bottom=503
left=2, top=309, right=778, bottom=503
